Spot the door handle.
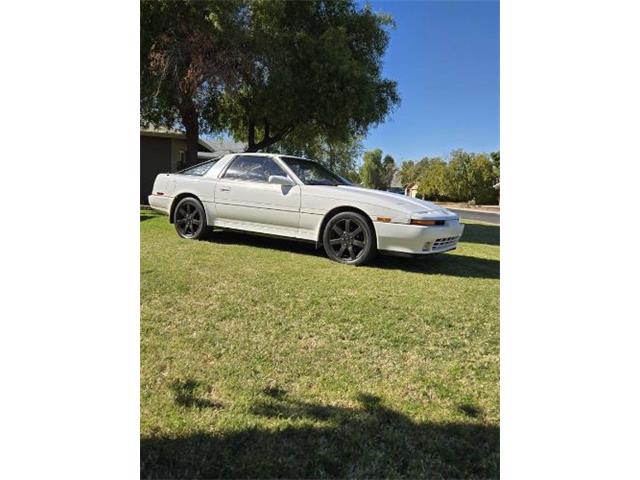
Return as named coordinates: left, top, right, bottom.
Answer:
left=219, top=187, right=231, bottom=192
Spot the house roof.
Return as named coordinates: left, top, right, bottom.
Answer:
left=199, top=138, right=246, bottom=154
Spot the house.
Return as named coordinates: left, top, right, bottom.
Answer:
left=140, top=127, right=245, bottom=204
left=404, top=182, right=419, bottom=198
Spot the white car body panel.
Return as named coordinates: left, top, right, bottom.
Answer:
left=148, top=153, right=464, bottom=255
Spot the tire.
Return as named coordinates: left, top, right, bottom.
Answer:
left=173, top=197, right=208, bottom=240
left=322, top=211, right=376, bottom=265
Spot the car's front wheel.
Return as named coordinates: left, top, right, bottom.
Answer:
left=173, top=197, right=208, bottom=240
left=322, top=211, right=376, bottom=265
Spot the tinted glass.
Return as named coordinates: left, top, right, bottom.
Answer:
left=222, top=156, right=286, bottom=183
left=179, top=159, right=218, bottom=176
left=279, top=156, right=350, bottom=186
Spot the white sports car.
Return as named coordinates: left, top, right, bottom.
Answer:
left=149, top=153, right=464, bottom=265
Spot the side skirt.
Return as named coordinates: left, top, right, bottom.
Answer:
left=212, top=227, right=318, bottom=245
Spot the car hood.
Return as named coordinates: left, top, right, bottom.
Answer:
left=307, top=185, right=457, bottom=218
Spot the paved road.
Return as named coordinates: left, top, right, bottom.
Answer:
left=449, top=208, right=500, bottom=225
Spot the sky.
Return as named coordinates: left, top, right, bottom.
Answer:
left=360, top=0, right=500, bottom=162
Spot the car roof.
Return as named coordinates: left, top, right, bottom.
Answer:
left=233, top=152, right=317, bottom=163
left=232, top=152, right=277, bottom=157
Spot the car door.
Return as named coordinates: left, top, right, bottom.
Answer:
left=214, top=155, right=301, bottom=235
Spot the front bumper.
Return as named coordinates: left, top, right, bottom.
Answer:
left=374, top=219, right=465, bottom=255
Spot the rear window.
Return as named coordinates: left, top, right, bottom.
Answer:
left=178, top=159, right=218, bottom=176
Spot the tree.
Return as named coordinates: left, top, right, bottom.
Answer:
left=398, top=160, right=419, bottom=186
left=446, top=149, right=474, bottom=201
left=467, top=153, right=498, bottom=204
left=272, top=132, right=363, bottom=182
left=140, top=0, right=245, bottom=166
left=220, top=0, right=400, bottom=153
left=382, top=154, right=396, bottom=189
left=360, top=148, right=386, bottom=189
left=446, top=149, right=498, bottom=203
left=490, top=150, right=500, bottom=179
left=417, top=158, right=448, bottom=200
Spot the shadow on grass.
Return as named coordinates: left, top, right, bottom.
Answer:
left=141, top=393, right=499, bottom=479
left=205, top=230, right=499, bottom=279
left=372, top=253, right=499, bottom=279
left=140, top=215, right=156, bottom=222
left=460, top=223, right=500, bottom=246
left=170, top=379, right=222, bottom=410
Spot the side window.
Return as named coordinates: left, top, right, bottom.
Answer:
left=222, top=156, right=286, bottom=183
left=179, top=159, right=217, bottom=176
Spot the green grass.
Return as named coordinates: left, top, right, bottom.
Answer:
left=140, top=209, right=500, bottom=479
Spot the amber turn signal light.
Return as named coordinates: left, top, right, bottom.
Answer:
left=411, top=219, right=438, bottom=226
left=376, top=216, right=392, bottom=223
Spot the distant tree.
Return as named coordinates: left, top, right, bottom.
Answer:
left=382, top=154, right=396, bottom=189
left=468, top=153, right=498, bottom=204
left=446, top=149, right=498, bottom=203
left=324, top=136, right=364, bottom=183
left=446, top=149, right=474, bottom=201
left=140, top=0, right=245, bottom=166
left=398, top=160, right=419, bottom=186
left=220, top=0, right=400, bottom=152
left=273, top=133, right=363, bottom=182
left=490, top=150, right=500, bottom=179
left=360, top=148, right=386, bottom=189
left=417, top=158, right=448, bottom=200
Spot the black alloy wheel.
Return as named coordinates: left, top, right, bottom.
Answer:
left=322, top=211, right=375, bottom=265
left=174, top=197, right=207, bottom=240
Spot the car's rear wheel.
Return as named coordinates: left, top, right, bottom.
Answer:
left=174, top=197, right=208, bottom=240
left=322, top=211, right=376, bottom=265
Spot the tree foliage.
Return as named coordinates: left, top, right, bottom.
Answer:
left=360, top=148, right=386, bottom=189
left=382, top=154, right=396, bottom=189
left=399, top=160, right=418, bottom=186
left=490, top=150, right=500, bottom=178
left=140, top=0, right=246, bottom=166
left=219, top=0, right=400, bottom=153
left=396, top=149, right=500, bottom=204
left=416, top=158, right=448, bottom=200
left=272, top=133, right=363, bottom=183
left=359, top=149, right=396, bottom=189
left=141, top=0, right=399, bottom=167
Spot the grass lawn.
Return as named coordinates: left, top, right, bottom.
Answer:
left=140, top=208, right=500, bottom=479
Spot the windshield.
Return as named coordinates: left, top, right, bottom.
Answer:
left=279, top=156, right=351, bottom=186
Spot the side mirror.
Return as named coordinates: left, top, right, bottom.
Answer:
left=268, top=175, right=294, bottom=186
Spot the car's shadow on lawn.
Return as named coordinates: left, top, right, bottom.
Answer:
left=371, top=252, right=499, bottom=279
left=207, top=226, right=499, bottom=279
left=141, top=392, right=499, bottom=479
left=460, top=223, right=500, bottom=246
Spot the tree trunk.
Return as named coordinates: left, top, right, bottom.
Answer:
left=246, top=118, right=257, bottom=152
left=245, top=117, right=291, bottom=153
left=181, top=101, right=200, bottom=167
